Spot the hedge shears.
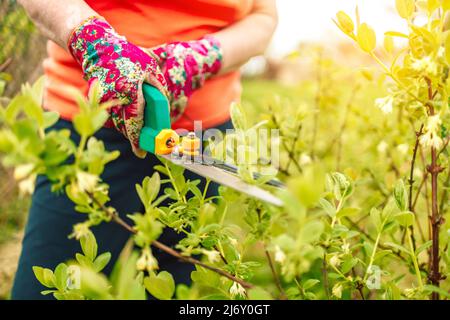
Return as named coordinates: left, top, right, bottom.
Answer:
left=138, top=84, right=284, bottom=207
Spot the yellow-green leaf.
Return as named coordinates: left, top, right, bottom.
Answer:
left=144, top=271, right=175, bottom=300
left=357, top=23, right=377, bottom=53
left=443, top=0, right=450, bottom=11
left=335, top=11, right=354, bottom=35
left=395, top=211, right=415, bottom=227
left=426, top=0, right=440, bottom=14
left=395, top=0, right=415, bottom=19
left=385, top=31, right=409, bottom=38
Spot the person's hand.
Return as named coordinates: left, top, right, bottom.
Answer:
left=68, top=16, right=168, bottom=158
left=146, top=36, right=223, bottom=120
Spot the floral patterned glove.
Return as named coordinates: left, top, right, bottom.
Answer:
left=68, top=16, right=168, bottom=157
left=147, top=36, right=223, bottom=120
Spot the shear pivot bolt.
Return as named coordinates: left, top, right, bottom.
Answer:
left=182, top=132, right=200, bottom=157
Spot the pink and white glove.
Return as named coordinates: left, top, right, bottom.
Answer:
left=68, top=16, right=168, bottom=157
left=147, top=36, right=223, bottom=120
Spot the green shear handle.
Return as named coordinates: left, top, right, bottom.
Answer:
left=139, top=84, right=179, bottom=155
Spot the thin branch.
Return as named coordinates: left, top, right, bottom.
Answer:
left=264, top=247, right=286, bottom=299
left=0, top=57, right=12, bottom=72
left=425, top=78, right=443, bottom=300
left=412, top=171, right=428, bottom=211
left=404, top=124, right=425, bottom=249
left=321, top=255, right=330, bottom=299
left=350, top=265, right=365, bottom=300
left=215, top=244, right=229, bottom=265
left=409, top=124, right=424, bottom=212
left=285, top=121, right=303, bottom=174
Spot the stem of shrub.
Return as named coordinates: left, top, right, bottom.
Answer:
left=425, top=79, right=443, bottom=300
left=264, top=247, right=286, bottom=299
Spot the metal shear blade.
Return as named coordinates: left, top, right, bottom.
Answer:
left=160, top=154, right=284, bottom=207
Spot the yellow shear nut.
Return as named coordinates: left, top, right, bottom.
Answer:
left=155, top=129, right=179, bottom=155
left=182, top=133, right=201, bottom=156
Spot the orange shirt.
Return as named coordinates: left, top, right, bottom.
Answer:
left=43, top=0, right=254, bottom=130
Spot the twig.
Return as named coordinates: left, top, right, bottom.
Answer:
left=412, top=171, right=428, bottom=211
left=264, top=247, right=286, bottom=299
left=285, top=122, right=303, bottom=174
left=87, top=192, right=254, bottom=289
left=350, top=266, right=365, bottom=300
left=409, top=124, right=424, bottom=212
left=322, top=253, right=330, bottom=299
left=403, top=124, right=425, bottom=249
left=425, top=78, right=443, bottom=300
left=215, top=244, right=229, bottom=265
left=0, top=58, right=12, bottom=72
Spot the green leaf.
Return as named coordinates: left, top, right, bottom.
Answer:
left=300, top=220, right=324, bottom=243
left=303, top=279, right=320, bottom=290
left=54, top=263, right=68, bottom=291
left=80, top=231, right=98, bottom=261
left=112, top=251, right=146, bottom=300
left=341, top=256, right=359, bottom=274
left=393, top=180, right=408, bottom=211
left=423, top=285, right=450, bottom=298
left=394, top=211, right=415, bottom=227
left=80, top=267, right=111, bottom=300
left=42, top=111, right=59, bottom=129
left=337, top=207, right=360, bottom=219
left=384, top=242, right=410, bottom=255
left=5, top=94, right=24, bottom=124
left=190, top=266, right=221, bottom=288
left=415, top=240, right=432, bottom=255
left=93, top=252, right=111, bottom=272
left=200, top=294, right=230, bottom=300
left=287, top=165, right=325, bottom=208
left=230, top=102, right=248, bottom=131
left=41, top=290, right=56, bottom=296
left=370, top=208, right=382, bottom=232
left=374, top=250, right=393, bottom=262
left=247, top=287, right=273, bottom=300
left=76, top=253, right=92, bottom=268
left=144, top=271, right=175, bottom=300
left=319, top=198, right=336, bottom=218
left=32, top=266, right=56, bottom=288
left=176, top=284, right=191, bottom=300
left=137, top=172, right=161, bottom=209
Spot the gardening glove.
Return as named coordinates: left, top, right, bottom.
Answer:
left=146, top=36, right=223, bottom=120
left=68, top=16, right=168, bottom=158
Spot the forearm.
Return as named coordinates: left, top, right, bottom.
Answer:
left=18, top=0, right=96, bottom=48
left=214, top=0, right=278, bottom=73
